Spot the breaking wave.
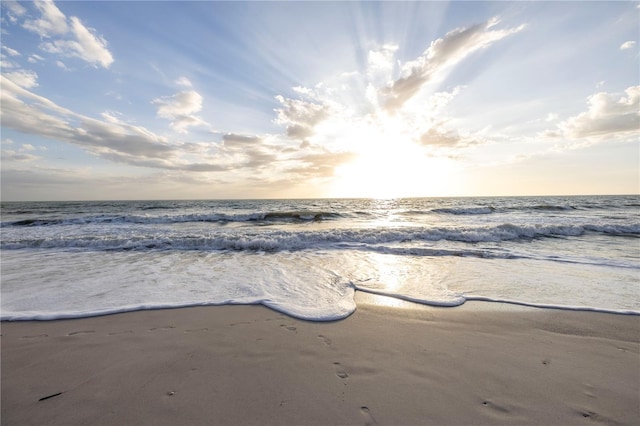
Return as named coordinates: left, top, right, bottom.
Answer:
left=3, top=223, right=639, bottom=252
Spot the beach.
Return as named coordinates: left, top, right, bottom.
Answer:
left=2, top=295, right=639, bottom=425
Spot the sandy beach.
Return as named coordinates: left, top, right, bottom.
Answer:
left=2, top=294, right=639, bottom=425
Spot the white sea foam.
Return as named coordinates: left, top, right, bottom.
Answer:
left=0, top=250, right=359, bottom=321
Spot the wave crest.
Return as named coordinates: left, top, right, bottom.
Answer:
left=3, top=222, right=638, bottom=251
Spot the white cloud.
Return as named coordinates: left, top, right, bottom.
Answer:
left=175, top=77, right=193, bottom=87
left=0, top=53, right=19, bottom=69
left=20, top=0, right=113, bottom=68
left=546, top=86, right=639, bottom=140
left=101, top=111, right=124, bottom=124
left=68, top=16, right=113, bottom=68
left=367, top=43, right=398, bottom=86
left=220, top=134, right=278, bottom=169
left=620, top=40, right=636, bottom=50
left=274, top=95, right=329, bottom=140
left=379, top=17, right=525, bottom=112
left=2, top=46, right=20, bottom=57
left=4, top=69, right=38, bottom=88
left=4, top=0, right=27, bottom=19
left=293, top=86, right=314, bottom=97
left=22, top=0, right=68, bottom=37
left=154, top=91, right=203, bottom=118
left=28, top=54, right=45, bottom=63
left=152, top=90, right=208, bottom=133
left=41, top=16, right=113, bottom=68
left=55, top=60, right=70, bottom=70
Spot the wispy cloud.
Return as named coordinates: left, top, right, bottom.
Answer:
left=379, top=17, right=525, bottom=112
left=2, top=45, right=21, bottom=57
left=27, top=53, right=45, bottom=63
left=1, top=74, right=179, bottom=167
left=20, top=0, right=113, bottom=68
left=22, top=0, right=68, bottom=37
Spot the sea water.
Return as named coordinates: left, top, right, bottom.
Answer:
left=1, top=196, right=639, bottom=321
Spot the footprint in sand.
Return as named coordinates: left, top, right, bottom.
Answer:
left=280, top=324, right=297, bottom=333
left=20, top=334, right=48, bottom=339
left=334, top=362, right=348, bottom=379
left=360, top=406, right=377, bottom=425
left=184, top=328, right=209, bottom=333
left=107, top=330, right=134, bottom=336
left=317, top=334, right=332, bottom=345
left=582, top=382, right=596, bottom=398
left=579, top=410, right=607, bottom=421
left=148, top=326, right=175, bottom=332
left=481, top=400, right=510, bottom=414
left=67, top=330, right=95, bottom=336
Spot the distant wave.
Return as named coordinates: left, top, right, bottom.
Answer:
left=406, top=204, right=603, bottom=216
left=263, top=211, right=342, bottom=221
left=430, top=206, right=495, bottom=215
left=3, top=222, right=639, bottom=251
left=529, top=204, right=577, bottom=211
left=0, top=210, right=344, bottom=227
left=410, top=201, right=639, bottom=216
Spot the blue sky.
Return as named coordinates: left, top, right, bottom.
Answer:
left=1, top=1, right=638, bottom=200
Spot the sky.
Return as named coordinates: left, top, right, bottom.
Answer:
left=1, top=0, right=638, bottom=201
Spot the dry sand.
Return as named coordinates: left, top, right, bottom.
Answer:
left=2, top=294, right=639, bottom=425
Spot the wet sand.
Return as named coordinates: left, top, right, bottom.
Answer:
left=2, top=295, right=639, bottom=425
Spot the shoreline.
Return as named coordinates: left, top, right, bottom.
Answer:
left=2, top=297, right=639, bottom=425
left=3, top=290, right=640, bottom=322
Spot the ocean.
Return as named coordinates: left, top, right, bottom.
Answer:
left=1, top=195, right=639, bottom=321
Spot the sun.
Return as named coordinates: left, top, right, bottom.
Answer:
left=330, top=124, right=459, bottom=199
